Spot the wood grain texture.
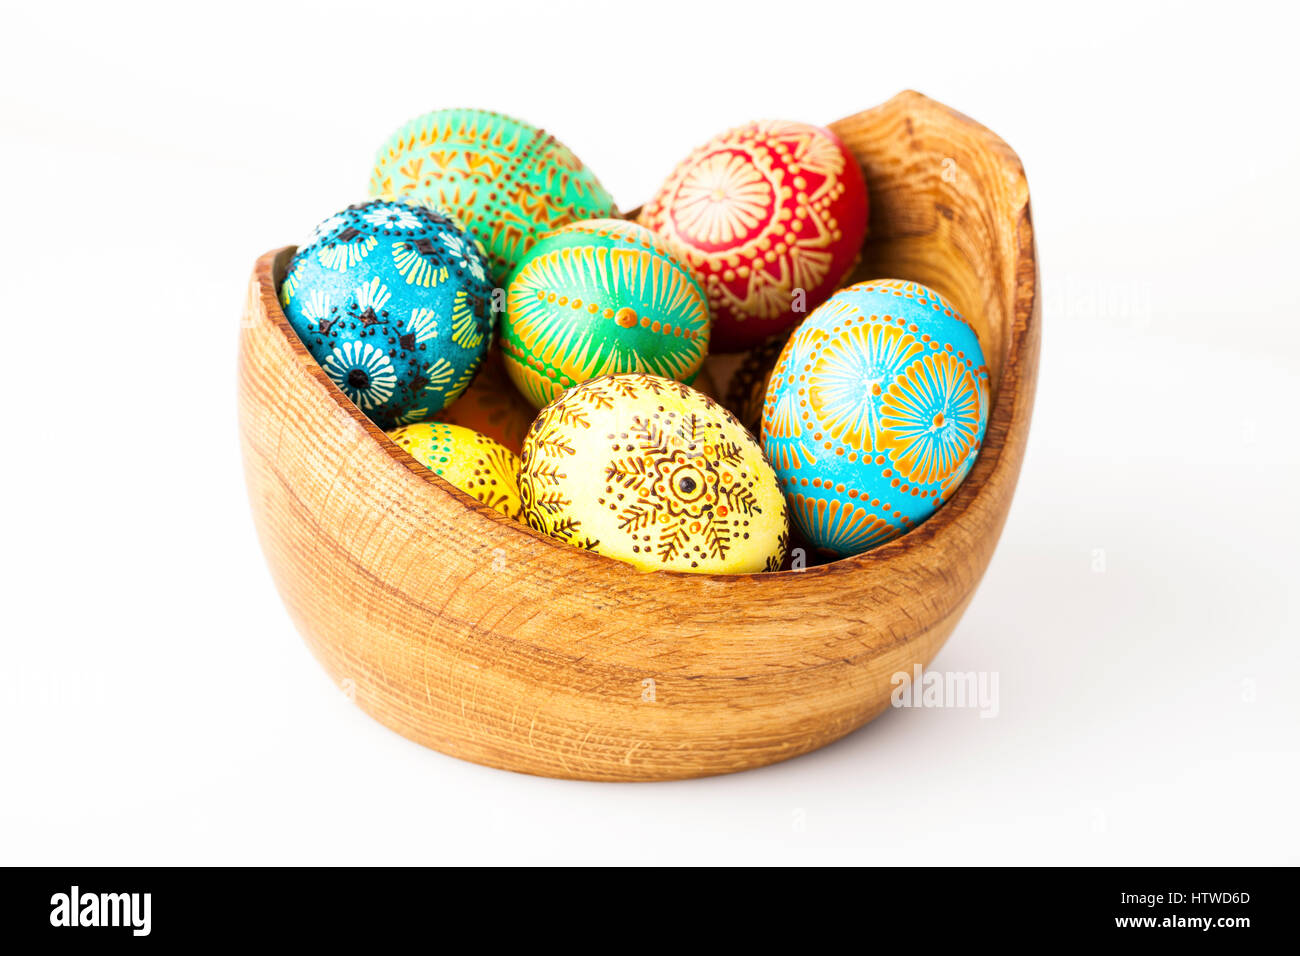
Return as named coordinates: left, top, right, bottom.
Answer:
left=238, top=91, right=1040, bottom=781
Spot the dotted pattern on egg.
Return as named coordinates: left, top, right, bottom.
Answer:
left=761, top=280, right=990, bottom=557
left=280, top=200, right=495, bottom=430
left=518, top=373, right=788, bottom=573
left=369, top=109, right=619, bottom=285
left=501, top=220, right=711, bottom=409
left=389, top=421, right=523, bottom=519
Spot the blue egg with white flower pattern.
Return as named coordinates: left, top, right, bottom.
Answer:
left=279, top=199, right=495, bottom=429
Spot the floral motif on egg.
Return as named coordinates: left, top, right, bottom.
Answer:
left=518, top=374, right=788, bottom=573
left=805, top=301, right=925, bottom=455
left=280, top=199, right=494, bottom=430
left=322, top=340, right=398, bottom=411
left=878, top=351, right=984, bottom=491
left=370, top=109, right=619, bottom=284
left=640, top=120, right=868, bottom=352
left=391, top=239, right=450, bottom=287
left=761, top=280, right=991, bottom=557
left=674, top=152, right=773, bottom=245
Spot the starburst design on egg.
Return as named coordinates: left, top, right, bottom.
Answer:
left=519, top=374, right=789, bottom=573
left=672, top=152, right=774, bottom=246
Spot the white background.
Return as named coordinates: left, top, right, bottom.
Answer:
left=2, top=0, right=1297, bottom=865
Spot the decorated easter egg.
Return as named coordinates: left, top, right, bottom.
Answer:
left=519, top=373, right=788, bottom=573
left=434, top=348, right=537, bottom=456
left=639, top=120, right=867, bottom=353
left=762, top=280, right=990, bottom=557
left=501, top=219, right=711, bottom=409
left=281, top=199, right=494, bottom=430
left=370, top=109, right=619, bottom=285
left=389, top=422, right=522, bottom=519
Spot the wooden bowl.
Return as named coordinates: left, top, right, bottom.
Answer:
left=238, top=90, right=1039, bottom=781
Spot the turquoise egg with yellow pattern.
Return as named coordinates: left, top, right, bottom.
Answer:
left=761, top=280, right=991, bottom=557
left=500, top=219, right=712, bottom=408
left=280, top=199, right=494, bottom=430
left=369, top=109, right=619, bottom=285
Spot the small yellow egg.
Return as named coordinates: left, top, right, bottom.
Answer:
left=518, top=373, right=788, bottom=573
left=388, top=422, right=522, bottom=519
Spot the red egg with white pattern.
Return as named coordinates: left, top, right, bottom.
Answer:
left=639, top=120, right=868, bottom=353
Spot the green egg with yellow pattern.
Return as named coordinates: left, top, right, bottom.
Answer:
left=370, top=109, right=619, bottom=285
left=500, top=219, right=712, bottom=409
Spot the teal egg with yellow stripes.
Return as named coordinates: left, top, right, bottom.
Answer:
left=500, top=219, right=712, bottom=408
left=279, top=199, right=494, bottom=430
left=370, top=109, right=619, bottom=285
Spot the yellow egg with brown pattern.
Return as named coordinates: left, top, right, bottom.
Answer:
left=518, top=373, right=788, bottom=573
left=389, top=422, right=522, bottom=519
